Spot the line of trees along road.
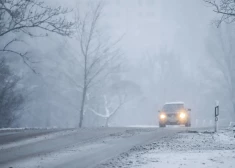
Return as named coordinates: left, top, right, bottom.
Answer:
left=0, top=0, right=127, bottom=128
left=1, top=0, right=235, bottom=128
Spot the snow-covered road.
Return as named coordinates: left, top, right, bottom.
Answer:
left=0, top=127, right=183, bottom=168
left=1, top=126, right=230, bottom=168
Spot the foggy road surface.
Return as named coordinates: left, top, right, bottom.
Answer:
left=0, top=128, right=67, bottom=145
left=0, top=127, right=192, bottom=168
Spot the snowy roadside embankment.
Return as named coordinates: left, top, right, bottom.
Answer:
left=0, top=127, right=60, bottom=131
left=97, top=128, right=235, bottom=168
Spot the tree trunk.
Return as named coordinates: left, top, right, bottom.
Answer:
left=79, top=87, right=87, bottom=128
left=232, top=101, right=235, bottom=120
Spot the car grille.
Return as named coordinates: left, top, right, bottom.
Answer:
left=167, top=113, right=176, bottom=117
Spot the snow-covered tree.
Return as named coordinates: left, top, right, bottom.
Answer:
left=74, top=1, right=122, bottom=127
left=88, top=94, right=126, bottom=127
left=86, top=77, right=142, bottom=127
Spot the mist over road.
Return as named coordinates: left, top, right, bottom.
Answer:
left=0, top=127, right=194, bottom=168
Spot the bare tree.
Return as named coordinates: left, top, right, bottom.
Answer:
left=0, top=58, right=24, bottom=128
left=75, top=1, right=122, bottom=127
left=206, top=25, right=235, bottom=117
left=87, top=78, right=142, bottom=127
left=204, top=0, right=235, bottom=26
left=205, top=0, right=235, bottom=117
left=89, top=94, right=126, bottom=127
left=0, top=0, right=74, bottom=72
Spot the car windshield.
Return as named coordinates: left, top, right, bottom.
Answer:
left=162, top=104, right=184, bottom=112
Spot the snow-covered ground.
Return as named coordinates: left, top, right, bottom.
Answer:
left=97, top=128, right=235, bottom=168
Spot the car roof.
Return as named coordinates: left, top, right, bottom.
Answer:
left=164, top=102, right=185, bottom=105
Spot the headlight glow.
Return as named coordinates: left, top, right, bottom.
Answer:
left=160, top=114, right=166, bottom=119
left=179, top=113, right=186, bottom=118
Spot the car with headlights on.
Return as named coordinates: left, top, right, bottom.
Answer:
left=158, top=102, right=191, bottom=127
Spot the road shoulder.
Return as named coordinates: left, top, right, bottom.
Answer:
left=96, top=128, right=235, bottom=168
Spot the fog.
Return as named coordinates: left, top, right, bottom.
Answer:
left=1, top=0, right=235, bottom=128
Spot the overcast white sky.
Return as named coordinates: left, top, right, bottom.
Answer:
left=51, top=0, right=216, bottom=62
left=102, top=0, right=215, bottom=60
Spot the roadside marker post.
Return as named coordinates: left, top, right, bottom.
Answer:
left=215, top=101, right=219, bottom=133
left=233, top=125, right=235, bottom=138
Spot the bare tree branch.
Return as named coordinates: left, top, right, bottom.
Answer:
left=0, top=0, right=75, bottom=73
left=0, top=0, right=74, bottom=37
left=88, top=107, right=107, bottom=118
left=205, top=0, right=235, bottom=26
left=88, top=93, right=127, bottom=127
